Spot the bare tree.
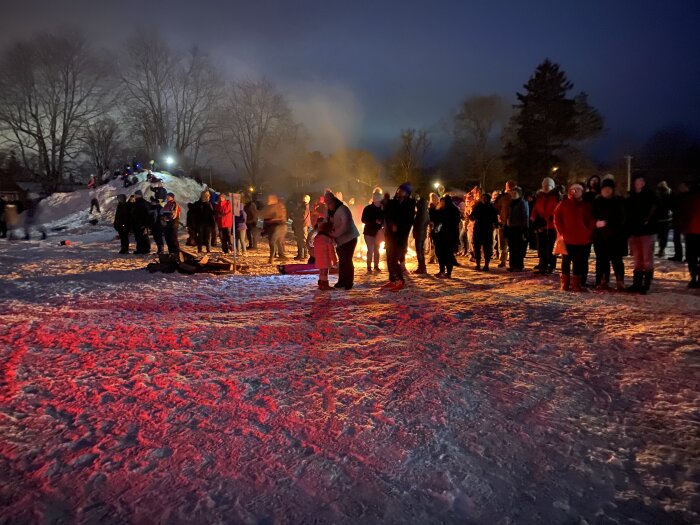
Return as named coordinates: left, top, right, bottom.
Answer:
left=82, top=117, right=121, bottom=177
left=0, top=32, right=113, bottom=189
left=453, top=94, right=509, bottom=188
left=391, top=128, right=431, bottom=182
left=216, top=78, right=298, bottom=188
left=120, top=34, right=222, bottom=166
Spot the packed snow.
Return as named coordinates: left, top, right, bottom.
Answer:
left=1, top=184, right=699, bottom=524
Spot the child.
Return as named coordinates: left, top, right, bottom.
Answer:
left=314, top=221, right=337, bottom=290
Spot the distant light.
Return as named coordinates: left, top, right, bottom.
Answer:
left=165, top=156, right=174, bottom=167
left=249, top=187, right=254, bottom=192
left=433, top=181, right=440, bottom=189
left=551, top=166, right=559, bottom=173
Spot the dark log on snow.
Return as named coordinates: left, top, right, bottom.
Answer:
left=204, top=261, right=234, bottom=272
left=177, top=262, right=198, bottom=274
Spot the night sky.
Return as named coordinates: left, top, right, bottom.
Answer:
left=2, top=0, right=699, bottom=162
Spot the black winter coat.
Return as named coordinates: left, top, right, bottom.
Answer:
left=625, top=187, right=658, bottom=237
left=114, top=202, right=131, bottom=230
left=470, top=202, right=499, bottom=236
left=131, top=198, right=152, bottom=230
left=592, top=195, right=627, bottom=253
left=413, top=198, right=430, bottom=239
left=191, top=200, right=216, bottom=228
left=384, top=197, right=416, bottom=240
left=361, top=203, right=384, bottom=237
left=429, top=202, right=461, bottom=248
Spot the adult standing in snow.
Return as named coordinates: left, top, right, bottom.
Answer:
left=413, top=193, right=430, bottom=274
left=592, top=179, right=627, bottom=290
left=583, top=175, right=601, bottom=203
left=668, top=182, right=689, bottom=262
left=161, top=192, right=181, bottom=254
left=361, top=190, right=385, bottom=273
left=494, top=181, right=515, bottom=267
left=192, top=190, right=215, bottom=253
left=235, top=206, right=247, bottom=256
left=530, top=177, right=560, bottom=274
left=215, top=194, right=233, bottom=254
left=208, top=190, right=220, bottom=248
left=679, top=180, right=700, bottom=288
left=655, top=181, right=673, bottom=258
left=261, top=195, right=288, bottom=263
left=506, top=186, right=529, bottom=273
left=554, top=183, right=595, bottom=292
left=383, top=183, right=416, bottom=290
left=325, top=190, right=360, bottom=290
left=470, top=192, right=499, bottom=271
left=625, top=175, right=658, bottom=294
left=0, top=195, right=7, bottom=238
left=291, top=194, right=311, bottom=260
left=131, top=190, right=152, bottom=254
left=244, top=198, right=259, bottom=249
left=113, top=194, right=132, bottom=254
left=430, top=195, right=461, bottom=278
left=148, top=197, right=164, bottom=254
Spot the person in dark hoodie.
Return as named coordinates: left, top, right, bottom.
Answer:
left=192, top=190, right=216, bottom=253
left=361, top=189, right=384, bottom=273
left=625, top=174, right=658, bottom=294
left=382, top=183, right=416, bottom=290
left=412, top=193, right=430, bottom=274
left=592, top=178, right=627, bottom=290
left=130, top=190, right=152, bottom=254
left=679, top=180, right=700, bottom=288
left=469, top=192, right=499, bottom=271
left=113, top=194, right=131, bottom=254
left=430, top=195, right=461, bottom=278
left=148, top=196, right=164, bottom=254
left=506, top=186, right=529, bottom=272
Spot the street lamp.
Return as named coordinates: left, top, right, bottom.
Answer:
left=165, top=156, right=174, bottom=168
left=433, top=181, right=440, bottom=189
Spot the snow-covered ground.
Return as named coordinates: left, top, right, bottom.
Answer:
left=1, top=192, right=699, bottom=524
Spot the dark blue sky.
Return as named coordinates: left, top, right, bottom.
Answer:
left=3, top=0, right=699, bottom=162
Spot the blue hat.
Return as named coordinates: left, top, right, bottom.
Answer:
left=399, top=182, right=413, bottom=195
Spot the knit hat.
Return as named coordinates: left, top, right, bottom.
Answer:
left=398, top=182, right=413, bottom=195
left=601, top=178, right=616, bottom=190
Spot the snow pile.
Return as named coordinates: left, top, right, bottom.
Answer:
left=37, top=172, right=209, bottom=235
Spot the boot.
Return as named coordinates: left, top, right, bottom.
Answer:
left=642, top=271, right=653, bottom=294
left=616, top=277, right=625, bottom=292
left=318, top=279, right=331, bottom=290
left=626, top=270, right=644, bottom=293
left=560, top=274, right=570, bottom=291
left=571, top=275, right=588, bottom=292
left=689, top=275, right=699, bottom=289
left=595, top=277, right=610, bottom=291
left=483, top=261, right=490, bottom=272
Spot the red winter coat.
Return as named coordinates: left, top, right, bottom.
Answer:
left=313, top=232, right=337, bottom=270
left=215, top=199, right=233, bottom=229
left=554, top=197, right=595, bottom=246
left=531, top=190, right=559, bottom=230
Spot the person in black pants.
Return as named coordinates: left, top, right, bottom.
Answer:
left=470, top=193, right=499, bottom=271
left=162, top=192, right=181, bottom=254
left=412, top=194, right=430, bottom=274
left=430, top=195, right=461, bottom=278
left=130, top=190, right=152, bottom=254
left=113, top=194, right=131, bottom=254
left=382, top=183, right=416, bottom=290
left=592, top=179, right=627, bottom=290
left=325, top=191, right=359, bottom=290
left=506, top=187, right=529, bottom=272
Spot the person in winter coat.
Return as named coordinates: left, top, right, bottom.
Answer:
left=494, top=181, right=515, bottom=267
left=625, top=175, right=658, bottom=294
left=506, top=186, right=529, bottom=272
left=530, top=177, right=560, bottom=274
left=655, top=180, right=673, bottom=257
left=261, top=194, right=288, bottom=263
left=592, top=179, right=626, bottom=290
left=131, top=190, right=152, bottom=254
left=192, top=190, right=216, bottom=253
left=148, top=197, right=164, bottom=254
left=583, top=175, right=601, bottom=203
left=235, top=207, right=247, bottom=256
left=291, top=195, right=312, bottom=260
left=554, top=183, right=595, bottom=292
left=161, top=192, right=181, bottom=254
left=313, top=221, right=337, bottom=290
left=470, top=192, right=499, bottom=271
left=214, top=194, right=233, bottom=254
left=412, top=194, right=430, bottom=274
left=113, top=194, right=131, bottom=254
left=678, top=181, right=700, bottom=288
left=430, top=195, right=461, bottom=278
left=325, top=190, right=360, bottom=290
left=244, top=199, right=259, bottom=249
left=185, top=202, right=197, bottom=246
left=361, top=190, right=384, bottom=273
left=668, top=182, right=689, bottom=262
left=382, top=183, right=416, bottom=290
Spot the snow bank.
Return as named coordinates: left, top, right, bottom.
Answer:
left=37, top=172, right=209, bottom=235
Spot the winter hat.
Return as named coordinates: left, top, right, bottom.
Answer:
left=398, top=182, right=413, bottom=195
left=505, top=180, right=516, bottom=191
left=601, top=178, right=616, bottom=190
left=542, top=177, right=555, bottom=190
left=569, top=183, right=584, bottom=193
left=166, top=192, right=175, bottom=198
left=134, top=190, right=143, bottom=197
left=372, top=190, right=383, bottom=203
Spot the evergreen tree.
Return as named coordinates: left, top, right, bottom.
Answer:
left=504, top=59, right=603, bottom=187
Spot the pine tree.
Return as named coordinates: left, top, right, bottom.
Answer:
left=504, top=59, right=603, bottom=188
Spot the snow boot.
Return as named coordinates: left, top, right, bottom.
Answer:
left=560, top=274, right=570, bottom=291
left=571, top=275, right=588, bottom=292
left=318, top=279, right=331, bottom=290
left=483, top=261, right=490, bottom=272
left=626, top=270, right=644, bottom=293
left=413, top=266, right=427, bottom=275
left=642, top=271, right=653, bottom=294
left=616, top=277, right=625, bottom=292
left=689, top=274, right=699, bottom=288
left=595, top=277, right=610, bottom=291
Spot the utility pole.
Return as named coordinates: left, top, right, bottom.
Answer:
left=625, top=155, right=633, bottom=192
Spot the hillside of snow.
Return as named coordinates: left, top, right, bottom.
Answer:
left=36, top=172, right=209, bottom=235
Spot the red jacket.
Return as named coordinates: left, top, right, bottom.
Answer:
left=554, top=197, right=595, bottom=245
left=531, top=190, right=559, bottom=230
left=313, top=232, right=337, bottom=270
left=215, top=199, right=233, bottom=229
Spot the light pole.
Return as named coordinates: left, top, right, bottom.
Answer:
left=625, top=155, right=633, bottom=192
